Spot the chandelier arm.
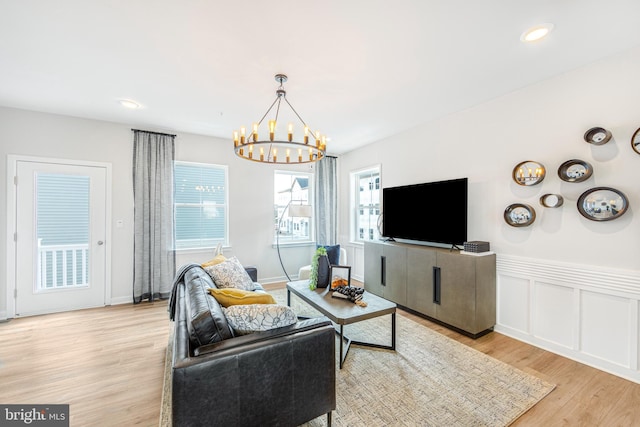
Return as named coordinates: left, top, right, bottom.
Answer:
left=274, top=96, right=282, bottom=123
left=283, top=97, right=311, bottom=131
left=256, top=96, right=281, bottom=127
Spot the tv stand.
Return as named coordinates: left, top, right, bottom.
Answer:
left=449, top=244, right=462, bottom=252
left=364, top=241, right=496, bottom=337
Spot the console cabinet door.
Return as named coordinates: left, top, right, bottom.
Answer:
left=435, top=252, right=477, bottom=332
left=406, top=246, right=437, bottom=317
left=364, top=242, right=384, bottom=297
left=383, top=245, right=407, bottom=306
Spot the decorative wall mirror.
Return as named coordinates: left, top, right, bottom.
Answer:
left=577, top=187, right=629, bottom=221
left=557, top=159, right=593, bottom=183
left=512, top=160, right=545, bottom=186
left=584, top=127, right=612, bottom=145
left=540, top=194, right=564, bottom=208
left=631, top=128, right=640, bottom=155
left=504, top=203, right=536, bottom=227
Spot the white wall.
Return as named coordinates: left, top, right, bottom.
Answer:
left=339, top=45, right=640, bottom=272
left=338, top=45, right=640, bottom=382
left=0, top=108, right=314, bottom=317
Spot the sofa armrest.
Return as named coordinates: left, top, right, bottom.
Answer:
left=244, top=266, right=257, bottom=282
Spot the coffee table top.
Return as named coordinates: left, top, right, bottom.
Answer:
left=286, top=280, right=396, bottom=325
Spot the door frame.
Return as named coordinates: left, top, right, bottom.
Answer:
left=5, top=155, right=113, bottom=319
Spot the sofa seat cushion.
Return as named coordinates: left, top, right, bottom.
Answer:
left=184, top=267, right=234, bottom=346
left=222, top=304, right=298, bottom=335
left=208, top=288, right=276, bottom=307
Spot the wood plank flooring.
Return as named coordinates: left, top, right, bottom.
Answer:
left=1, top=282, right=638, bottom=426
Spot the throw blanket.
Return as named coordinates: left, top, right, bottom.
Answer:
left=168, top=263, right=202, bottom=321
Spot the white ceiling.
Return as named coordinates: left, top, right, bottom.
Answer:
left=2, top=0, right=640, bottom=155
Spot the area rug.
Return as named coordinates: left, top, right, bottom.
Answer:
left=160, top=289, right=555, bottom=426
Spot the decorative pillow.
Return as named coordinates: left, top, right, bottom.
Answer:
left=203, top=256, right=255, bottom=291
left=222, top=304, right=298, bottom=335
left=208, top=288, right=276, bottom=307
left=319, top=244, right=340, bottom=265
left=201, top=254, right=226, bottom=268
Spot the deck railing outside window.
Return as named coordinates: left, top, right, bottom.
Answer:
left=37, top=239, right=89, bottom=289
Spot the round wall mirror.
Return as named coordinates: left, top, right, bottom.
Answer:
left=540, top=194, right=564, bottom=208
left=504, top=203, right=536, bottom=227
left=558, top=159, right=593, bottom=183
left=512, top=160, right=545, bottom=186
left=577, top=187, right=629, bottom=221
left=631, top=128, right=640, bottom=155
left=584, top=127, right=612, bottom=145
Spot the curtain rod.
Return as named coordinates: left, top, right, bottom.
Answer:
left=131, top=128, right=177, bottom=137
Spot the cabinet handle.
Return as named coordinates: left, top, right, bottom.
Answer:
left=433, top=266, right=441, bottom=304
left=381, top=255, right=386, bottom=286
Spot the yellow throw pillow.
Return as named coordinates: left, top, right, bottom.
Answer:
left=202, top=254, right=226, bottom=268
left=208, top=288, right=276, bottom=307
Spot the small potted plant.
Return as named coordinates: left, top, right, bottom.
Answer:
left=309, top=247, right=330, bottom=290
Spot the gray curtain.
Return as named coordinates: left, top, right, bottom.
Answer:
left=132, top=130, right=176, bottom=303
left=315, top=156, right=338, bottom=245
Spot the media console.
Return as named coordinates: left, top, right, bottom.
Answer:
left=364, top=241, right=496, bottom=338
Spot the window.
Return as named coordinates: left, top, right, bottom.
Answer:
left=274, top=170, right=313, bottom=244
left=174, top=162, right=228, bottom=250
left=351, top=166, right=381, bottom=242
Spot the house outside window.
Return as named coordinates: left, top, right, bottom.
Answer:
left=274, top=170, right=313, bottom=244
left=351, top=166, right=381, bottom=243
left=174, top=161, right=228, bottom=249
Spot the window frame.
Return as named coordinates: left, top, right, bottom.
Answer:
left=274, top=169, right=314, bottom=246
left=350, top=165, right=381, bottom=244
left=173, top=161, right=229, bottom=251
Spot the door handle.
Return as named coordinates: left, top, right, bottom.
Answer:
left=97, top=241, right=104, bottom=246
left=433, top=266, right=441, bottom=305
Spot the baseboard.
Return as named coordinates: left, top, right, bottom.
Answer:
left=109, top=296, right=133, bottom=305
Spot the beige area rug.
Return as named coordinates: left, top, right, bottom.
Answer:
left=160, top=289, right=555, bottom=426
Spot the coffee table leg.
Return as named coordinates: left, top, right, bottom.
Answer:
left=336, top=312, right=396, bottom=369
left=339, top=325, right=344, bottom=369
left=392, top=312, right=396, bottom=350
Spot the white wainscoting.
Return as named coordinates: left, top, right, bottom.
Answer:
left=496, top=254, right=640, bottom=384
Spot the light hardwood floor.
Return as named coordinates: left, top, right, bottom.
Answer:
left=1, top=282, right=639, bottom=426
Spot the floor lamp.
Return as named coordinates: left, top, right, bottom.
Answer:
left=276, top=201, right=312, bottom=282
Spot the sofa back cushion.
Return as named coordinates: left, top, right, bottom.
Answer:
left=183, top=267, right=233, bottom=347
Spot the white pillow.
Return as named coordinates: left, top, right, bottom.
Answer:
left=204, top=256, right=254, bottom=291
left=222, top=304, right=297, bottom=335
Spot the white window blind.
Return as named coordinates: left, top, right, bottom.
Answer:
left=174, top=162, right=228, bottom=250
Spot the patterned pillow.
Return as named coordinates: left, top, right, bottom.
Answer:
left=221, top=304, right=298, bottom=335
left=201, top=254, right=226, bottom=268
left=204, top=256, right=254, bottom=291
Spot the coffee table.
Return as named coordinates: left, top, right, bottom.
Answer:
left=286, top=280, right=396, bottom=369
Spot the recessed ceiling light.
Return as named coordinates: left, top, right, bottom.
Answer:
left=118, top=99, right=141, bottom=109
left=520, top=23, right=554, bottom=43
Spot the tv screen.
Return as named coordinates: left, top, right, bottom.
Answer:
left=382, top=178, right=468, bottom=246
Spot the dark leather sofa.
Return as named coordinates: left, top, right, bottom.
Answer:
left=169, top=264, right=336, bottom=426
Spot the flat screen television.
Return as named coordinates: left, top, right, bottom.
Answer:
left=382, top=177, right=468, bottom=246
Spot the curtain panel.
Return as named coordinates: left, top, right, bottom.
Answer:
left=132, top=130, right=176, bottom=303
left=315, top=156, right=338, bottom=245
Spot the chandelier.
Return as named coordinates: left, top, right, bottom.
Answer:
left=233, top=74, right=327, bottom=164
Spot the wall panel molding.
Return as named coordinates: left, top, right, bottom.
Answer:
left=496, top=254, right=640, bottom=384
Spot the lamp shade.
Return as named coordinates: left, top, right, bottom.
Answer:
left=288, top=204, right=312, bottom=218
